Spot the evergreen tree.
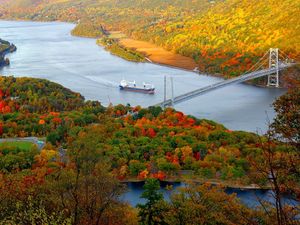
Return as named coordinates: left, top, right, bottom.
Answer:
left=137, top=178, right=167, bottom=225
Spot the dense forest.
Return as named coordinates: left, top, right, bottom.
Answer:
left=0, top=0, right=299, bottom=77
left=0, top=76, right=299, bottom=224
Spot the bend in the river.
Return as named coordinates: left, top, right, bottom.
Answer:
left=0, top=20, right=285, bottom=133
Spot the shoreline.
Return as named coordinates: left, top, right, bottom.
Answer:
left=95, top=31, right=228, bottom=78
left=120, top=177, right=272, bottom=190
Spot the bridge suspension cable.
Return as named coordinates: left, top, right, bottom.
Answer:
left=242, top=50, right=269, bottom=75
left=278, top=49, right=297, bottom=63
left=156, top=48, right=296, bottom=108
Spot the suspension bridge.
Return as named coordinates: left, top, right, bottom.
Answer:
left=157, top=48, right=297, bottom=108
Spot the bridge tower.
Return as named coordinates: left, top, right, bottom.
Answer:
left=267, top=48, right=279, bottom=87
left=170, top=77, right=175, bottom=107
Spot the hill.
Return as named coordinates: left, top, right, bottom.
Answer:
left=0, top=76, right=104, bottom=138
left=0, top=76, right=85, bottom=113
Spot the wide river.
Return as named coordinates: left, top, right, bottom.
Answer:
left=0, top=20, right=286, bottom=133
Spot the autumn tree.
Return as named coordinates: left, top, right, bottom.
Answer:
left=48, top=124, right=134, bottom=225
left=163, top=183, right=254, bottom=225
left=248, top=134, right=300, bottom=225
left=271, top=78, right=300, bottom=148
left=0, top=123, right=138, bottom=225
left=249, top=80, right=300, bottom=225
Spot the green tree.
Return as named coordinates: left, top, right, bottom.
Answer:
left=46, top=131, right=60, bottom=145
left=137, top=178, right=167, bottom=225
left=129, top=160, right=146, bottom=176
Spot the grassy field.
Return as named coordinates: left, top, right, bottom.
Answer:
left=0, top=141, right=35, bottom=151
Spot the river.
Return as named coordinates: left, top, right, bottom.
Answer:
left=122, top=182, right=298, bottom=208
left=0, top=20, right=286, bottom=133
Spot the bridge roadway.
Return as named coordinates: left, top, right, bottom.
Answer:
left=156, top=63, right=294, bottom=107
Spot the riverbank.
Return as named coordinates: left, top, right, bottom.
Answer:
left=70, top=25, right=199, bottom=71
left=121, top=177, right=271, bottom=190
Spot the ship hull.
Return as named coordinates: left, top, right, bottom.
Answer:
left=119, top=85, right=155, bottom=94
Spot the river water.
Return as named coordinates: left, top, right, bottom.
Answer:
left=0, top=20, right=286, bottom=133
left=123, top=182, right=297, bottom=208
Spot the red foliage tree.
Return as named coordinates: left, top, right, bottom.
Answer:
left=147, top=128, right=156, bottom=138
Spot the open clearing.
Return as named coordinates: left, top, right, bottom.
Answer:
left=0, top=141, right=35, bottom=151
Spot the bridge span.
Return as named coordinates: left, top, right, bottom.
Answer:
left=156, top=48, right=296, bottom=108
left=156, top=63, right=294, bottom=107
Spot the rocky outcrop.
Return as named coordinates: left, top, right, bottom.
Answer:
left=0, top=39, right=17, bottom=67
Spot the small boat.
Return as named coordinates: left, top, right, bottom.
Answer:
left=119, top=80, right=155, bottom=94
left=193, top=67, right=199, bottom=72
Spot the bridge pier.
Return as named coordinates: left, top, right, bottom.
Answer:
left=267, top=48, right=279, bottom=87
left=170, top=77, right=174, bottom=107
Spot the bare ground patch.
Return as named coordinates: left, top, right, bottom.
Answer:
left=119, top=38, right=198, bottom=71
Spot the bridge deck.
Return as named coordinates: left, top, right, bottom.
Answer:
left=156, top=63, right=293, bottom=107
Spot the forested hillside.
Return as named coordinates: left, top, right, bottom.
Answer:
left=0, top=76, right=299, bottom=224
left=0, top=76, right=104, bottom=137
left=1, top=0, right=299, bottom=77
left=0, top=76, right=85, bottom=113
